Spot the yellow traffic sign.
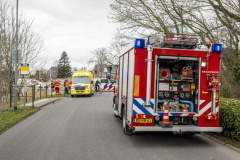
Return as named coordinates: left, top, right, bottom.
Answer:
left=21, top=64, right=29, bottom=74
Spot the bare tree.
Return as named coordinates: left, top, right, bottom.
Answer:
left=0, top=0, right=45, bottom=109
left=88, top=47, right=114, bottom=78
left=109, top=30, right=129, bottom=64
left=109, top=0, right=240, bottom=97
left=109, top=0, right=222, bottom=41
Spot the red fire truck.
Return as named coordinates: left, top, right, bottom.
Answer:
left=113, top=33, right=223, bottom=134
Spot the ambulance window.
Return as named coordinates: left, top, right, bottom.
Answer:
left=72, top=77, right=90, bottom=84
left=101, top=79, right=108, bottom=83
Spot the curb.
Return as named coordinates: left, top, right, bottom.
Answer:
left=201, top=133, right=240, bottom=153
left=34, top=98, right=61, bottom=108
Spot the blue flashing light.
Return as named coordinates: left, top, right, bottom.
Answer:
left=71, top=70, right=76, bottom=74
left=212, top=43, right=222, bottom=53
left=135, top=39, right=145, bottom=49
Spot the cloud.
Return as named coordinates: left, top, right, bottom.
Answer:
left=8, top=0, right=118, bottom=70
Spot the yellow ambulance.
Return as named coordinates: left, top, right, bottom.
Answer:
left=71, top=71, right=95, bottom=97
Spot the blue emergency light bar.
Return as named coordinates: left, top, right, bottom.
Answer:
left=135, top=39, right=145, bottom=49
left=212, top=43, right=222, bottom=53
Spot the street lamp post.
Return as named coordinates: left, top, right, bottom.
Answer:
left=181, top=5, right=183, bottom=34
left=14, top=0, right=19, bottom=110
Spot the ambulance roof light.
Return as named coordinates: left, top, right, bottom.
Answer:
left=135, top=39, right=145, bottom=49
left=212, top=43, right=222, bottom=53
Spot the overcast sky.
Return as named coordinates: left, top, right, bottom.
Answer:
left=9, top=0, right=117, bottom=70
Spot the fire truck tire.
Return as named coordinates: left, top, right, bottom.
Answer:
left=71, top=95, right=74, bottom=98
left=122, top=106, right=132, bottom=135
left=112, top=103, right=118, bottom=118
left=112, top=97, right=115, bottom=107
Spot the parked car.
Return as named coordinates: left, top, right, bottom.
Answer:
left=31, top=79, right=48, bottom=88
left=93, top=78, right=116, bottom=91
left=17, top=79, right=34, bottom=86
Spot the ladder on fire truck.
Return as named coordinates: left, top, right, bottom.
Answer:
left=149, top=33, right=200, bottom=49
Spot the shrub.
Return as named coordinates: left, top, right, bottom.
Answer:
left=219, top=98, right=240, bottom=140
left=232, top=58, right=240, bottom=84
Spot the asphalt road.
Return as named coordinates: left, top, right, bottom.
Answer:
left=0, top=92, right=239, bottom=160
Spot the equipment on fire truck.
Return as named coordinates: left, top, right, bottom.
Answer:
left=207, top=74, right=220, bottom=119
left=162, top=33, right=199, bottom=49
left=159, top=69, right=170, bottom=79
left=179, top=66, right=193, bottom=79
left=159, top=101, right=173, bottom=127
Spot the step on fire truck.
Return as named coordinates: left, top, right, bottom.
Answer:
left=113, top=33, right=223, bottom=134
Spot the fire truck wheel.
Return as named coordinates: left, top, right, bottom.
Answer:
left=122, top=107, right=126, bottom=133
left=112, top=103, right=118, bottom=118
left=122, top=107, right=132, bottom=135
left=71, top=95, right=74, bottom=98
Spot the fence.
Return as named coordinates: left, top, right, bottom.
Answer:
left=9, top=85, right=35, bottom=108
left=0, top=83, right=67, bottom=110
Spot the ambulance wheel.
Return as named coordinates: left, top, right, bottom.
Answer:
left=122, top=107, right=132, bottom=135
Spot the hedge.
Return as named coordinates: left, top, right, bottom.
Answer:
left=219, top=98, right=240, bottom=141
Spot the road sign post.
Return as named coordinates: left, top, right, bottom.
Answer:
left=21, top=64, right=29, bottom=110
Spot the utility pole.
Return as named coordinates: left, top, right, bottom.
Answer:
left=14, top=0, right=19, bottom=110
left=181, top=5, right=183, bottom=34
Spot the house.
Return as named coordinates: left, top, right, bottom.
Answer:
left=47, top=66, right=58, bottom=81
left=93, top=65, right=117, bottom=79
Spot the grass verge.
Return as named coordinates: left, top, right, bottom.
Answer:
left=0, top=106, right=39, bottom=135
left=0, top=93, right=68, bottom=135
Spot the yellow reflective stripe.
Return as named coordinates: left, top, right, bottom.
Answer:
left=134, top=75, right=140, bottom=97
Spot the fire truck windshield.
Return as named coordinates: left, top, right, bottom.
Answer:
left=72, top=76, right=90, bottom=84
